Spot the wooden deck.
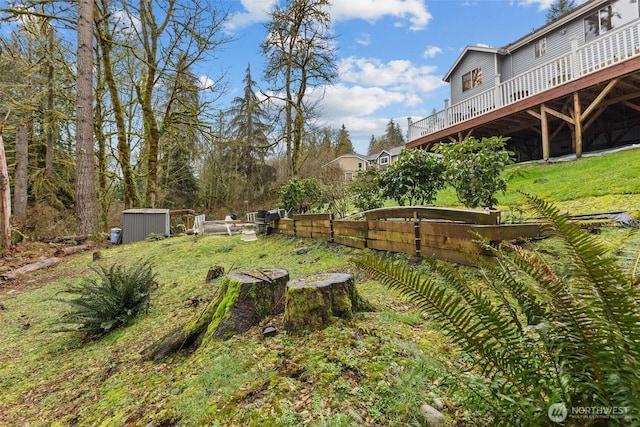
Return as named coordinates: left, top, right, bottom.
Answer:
left=408, top=22, right=640, bottom=161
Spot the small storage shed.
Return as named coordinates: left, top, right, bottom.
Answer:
left=122, top=208, right=170, bottom=244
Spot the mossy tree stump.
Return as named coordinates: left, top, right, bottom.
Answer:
left=283, top=273, right=373, bottom=333
left=143, top=268, right=288, bottom=361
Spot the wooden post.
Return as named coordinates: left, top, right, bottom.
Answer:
left=573, top=92, right=583, bottom=158
left=413, top=211, right=421, bottom=258
left=329, top=213, right=334, bottom=243
left=541, top=104, right=550, bottom=161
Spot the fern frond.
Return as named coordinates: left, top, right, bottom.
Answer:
left=525, top=194, right=640, bottom=349
left=353, top=254, right=529, bottom=392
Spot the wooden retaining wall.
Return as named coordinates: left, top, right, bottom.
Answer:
left=271, top=207, right=546, bottom=266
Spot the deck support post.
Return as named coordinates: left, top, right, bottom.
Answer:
left=573, top=92, right=583, bottom=158
left=541, top=104, right=550, bottom=161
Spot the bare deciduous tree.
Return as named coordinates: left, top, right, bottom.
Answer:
left=262, top=0, right=337, bottom=178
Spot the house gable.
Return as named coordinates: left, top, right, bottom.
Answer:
left=445, top=47, right=499, bottom=105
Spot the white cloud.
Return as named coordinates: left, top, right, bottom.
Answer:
left=423, top=45, right=442, bottom=58
left=356, top=32, right=371, bottom=46
left=518, top=0, right=555, bottom=10
left=331, top=0, right=432, bottom=31
left=197, top=75, right=215, bottom=90
left=518, top=0, right=588, bottom=11
left=338, top=56, right=445, bottom=93
left=226, top=0, right=431, bottom=32
left=225, top=0, right=276, bottom=32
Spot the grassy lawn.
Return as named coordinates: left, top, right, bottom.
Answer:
left=436, top=146, right=640, bottom=216
left=1, top=147, right=639, bottom=426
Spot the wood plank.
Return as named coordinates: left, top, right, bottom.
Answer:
left=367, top=239, right=415, bottom=255
left=365, top=207, right=500, bottom=224
left=273, top=228, right=295, bottom=236
left=273, top=219, right=294, bottom=230
left=310, top=226, right=331, bottom=234
left=333, top=220, right=367, bottom=239
left=292, top=213, right=333, bottom=221
left=368, top=229, right=416, bottom=244
left=419, top=222, right=475, bottom=239
left=333, top=235, right=366, bottom=249
left=419, top=235, right=485, bottom=253
left=470, top=223, right=547, bottom=241
left=368, top=220, right=415, bottom=232
left=312, top=232, right=332, bottom=240
left=420, top=245, right=491, bottom=266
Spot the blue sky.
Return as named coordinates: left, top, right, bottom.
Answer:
left=210, top=0, right=587, bottom=154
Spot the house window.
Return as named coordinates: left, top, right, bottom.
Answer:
left=535, top=38, right=546, bottom=58
left=584, top=1, right=638, bottom=42
left=379, top=156, right=389, bottom=165
left=462, top=67, right=482, bottom=92
left=358, top=162, right=362, bottom=170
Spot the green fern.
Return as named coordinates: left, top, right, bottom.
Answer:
left=56, top=260, right=158, bottom=337
left=352, top=194, right=640, bottom=425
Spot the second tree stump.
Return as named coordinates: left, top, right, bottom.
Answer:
left=283, top=273, right=372, bottom=332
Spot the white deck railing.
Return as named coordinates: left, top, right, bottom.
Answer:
left=408, top=21, right=640, bottom=142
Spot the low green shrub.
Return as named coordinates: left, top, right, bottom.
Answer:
left=56, top=260, right=158, bottom=337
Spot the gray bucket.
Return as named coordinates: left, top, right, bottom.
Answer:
left=110, top=227, right=122, bottom=244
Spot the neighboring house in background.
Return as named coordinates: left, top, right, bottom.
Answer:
left=408, top=0, right=640, bottom=161
left=367, top=146, right=404, bottom=170
left=324, top=146, right=404, bottom=181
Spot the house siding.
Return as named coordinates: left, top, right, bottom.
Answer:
left=450, top=51, right=496, bottom=104
left=502, top=0, right=640, bottom=80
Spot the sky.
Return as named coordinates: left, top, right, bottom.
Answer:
left=207, top=0, right=587, bottom=154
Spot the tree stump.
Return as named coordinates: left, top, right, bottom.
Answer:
left=283, top=273, right=373, bottom=333
left=143, top=268, right=288, bottom=361
left=204, top=269, right=288, bottom=340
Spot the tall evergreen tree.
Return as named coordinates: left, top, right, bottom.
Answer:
left=157, top=56, right=201, bottom=209
left=227, top=65, right=273, bottom=205
left=228, top=64, right=271, bottom=182
left=383, top=118, right=405, bottom=148
left=334, top=124, right=353, bottom=156
left=546, top=0, right=577, bottom=22
left=367, top=134, right=377, bottom=155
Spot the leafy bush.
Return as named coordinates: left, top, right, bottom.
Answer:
left=349, top=168, right=384, bottom=212
left=352, top=194, right=640, bottom=425
left=278, top=177, right=323, bottom=215
left=321, top=181, right=351, bottom=218
left=379, top=149, right=446, bottom=206
left=435, top=136, right=514, bottom=209
left=56, top=260, right=158, bottom=337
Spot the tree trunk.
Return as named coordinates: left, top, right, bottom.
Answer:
left=75, top=0, right=97, bottom=235
left=283, top=273, right=373, bottom=333
left=0, top=130, right=11, bottom=253
left=14, top=123, right=28, bottom=227
left=96, top=1, right=139, bottom=209
left=143, top=268, right=289, bottom=361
